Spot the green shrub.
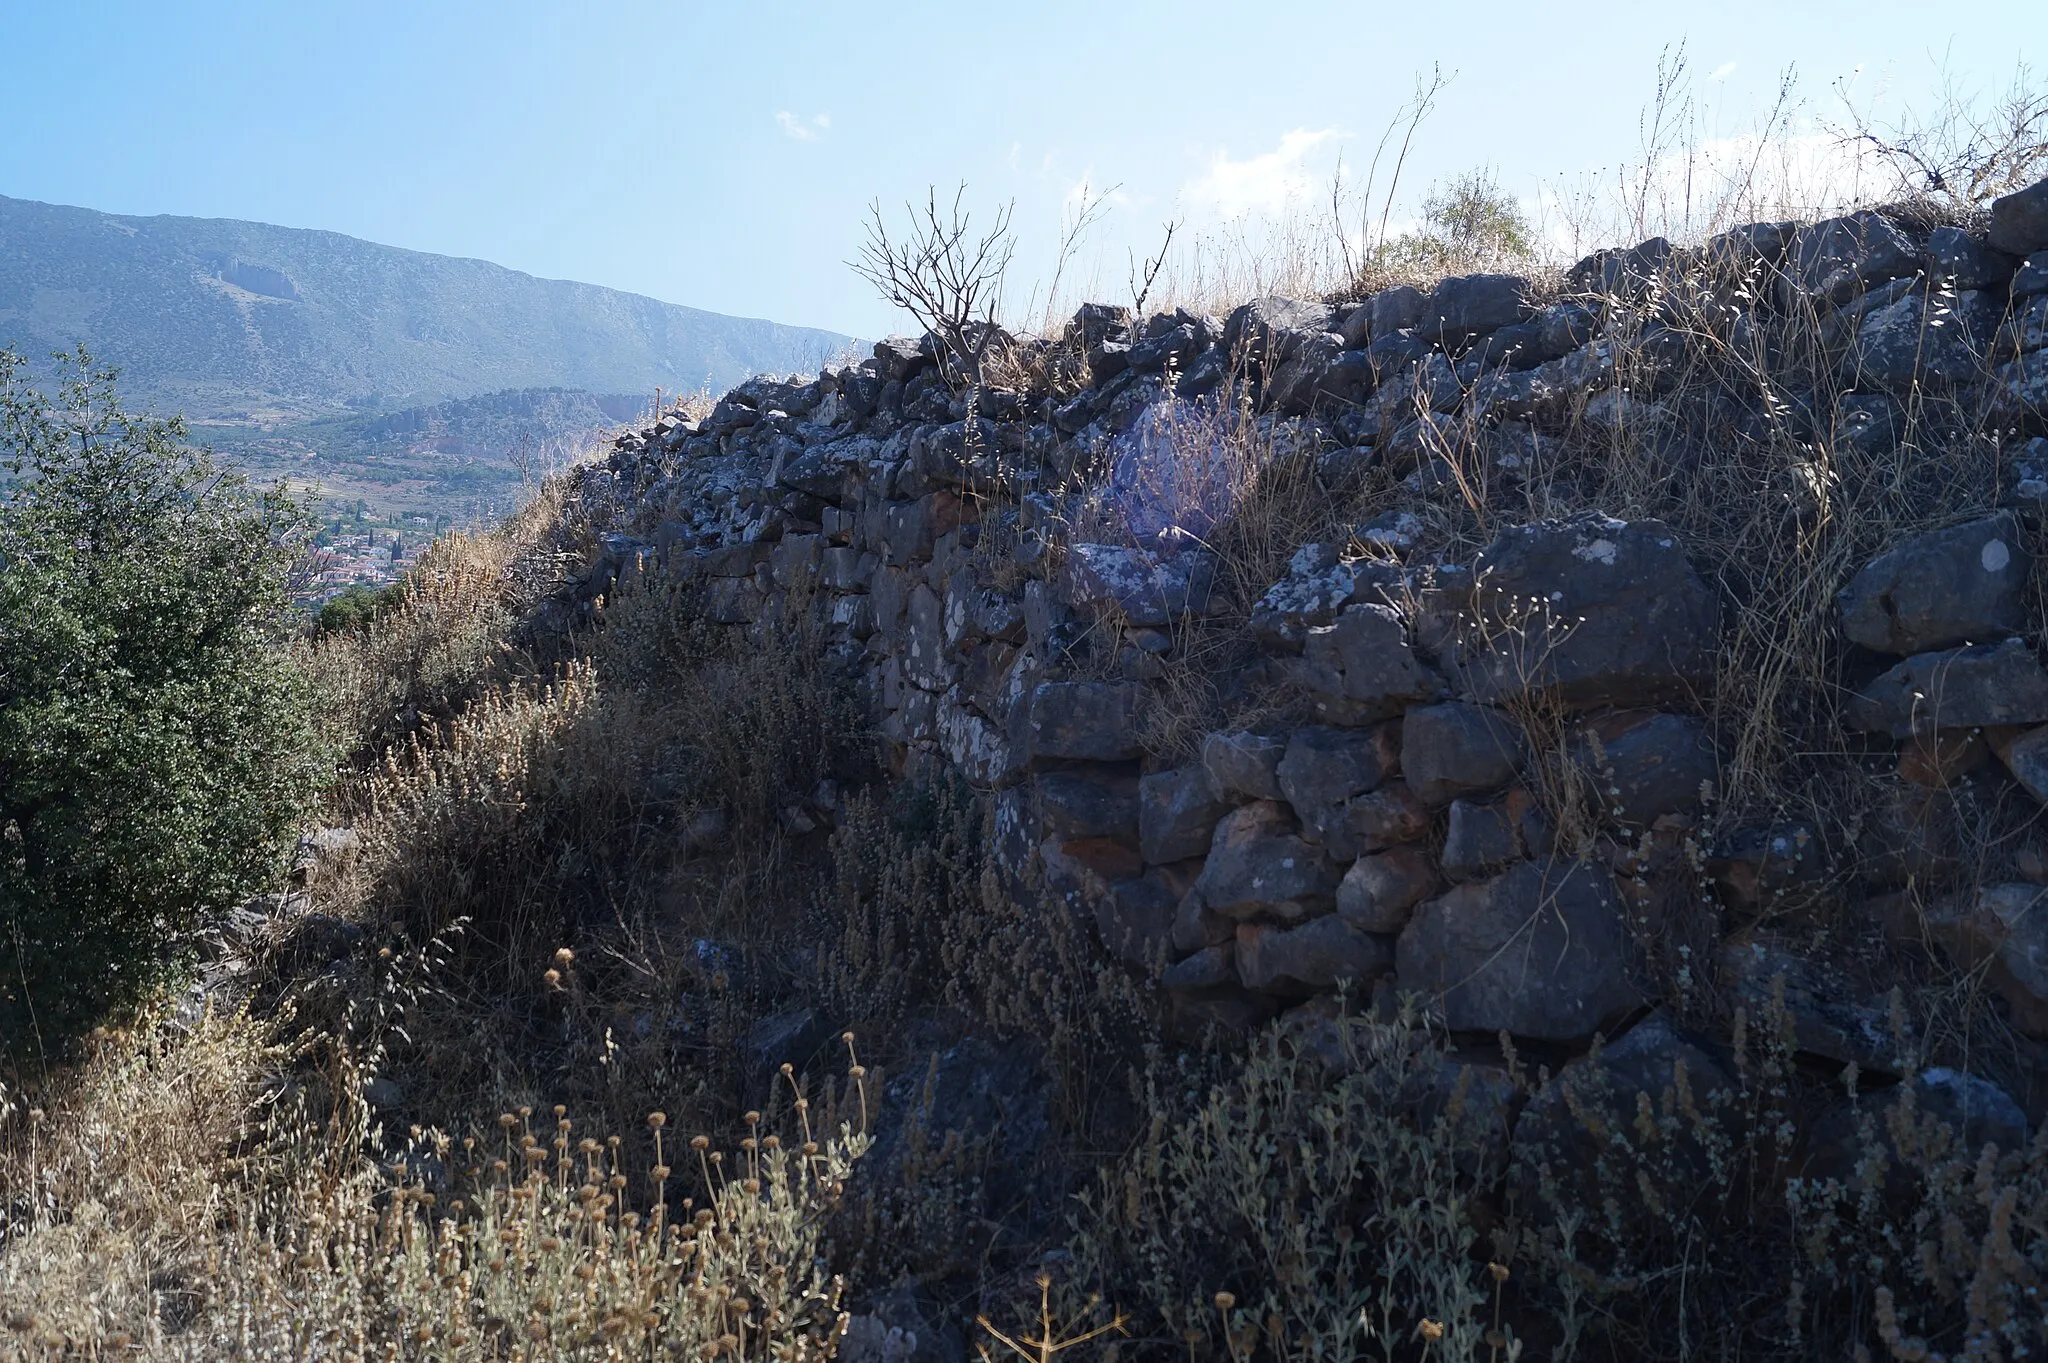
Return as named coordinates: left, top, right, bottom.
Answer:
left=312, top=582, right=400, bottom=637
left=0, top=348, right=323, bottom=1053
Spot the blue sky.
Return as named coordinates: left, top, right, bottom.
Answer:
left=0, top=1, right=2038, bottom=338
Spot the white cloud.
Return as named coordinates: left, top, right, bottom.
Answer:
left=1709, top=61, right=1738, bottom=82
left=1180, top=128, right=1340, bottom=220
left=776, top=111, right=831, bottom=142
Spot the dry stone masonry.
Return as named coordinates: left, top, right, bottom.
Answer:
left=564, top=178, right=2048, bottom=1131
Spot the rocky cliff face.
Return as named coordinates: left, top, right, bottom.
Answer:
left=558, top=178, right=2048, bottom=1126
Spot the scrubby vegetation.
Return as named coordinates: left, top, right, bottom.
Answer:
left=8, top=70, right=2048, bottom=1363
left=0, top=348, right=321, bottom=1050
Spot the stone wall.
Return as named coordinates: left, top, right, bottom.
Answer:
left=560, top=177, right=2048, bottom=1121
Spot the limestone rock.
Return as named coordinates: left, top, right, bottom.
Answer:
left=1396, top=857, right=1644, bottom=1042
left=1838, top=513, right=2028, bottom=654
left=1401, top=702, right=1524, bottom=807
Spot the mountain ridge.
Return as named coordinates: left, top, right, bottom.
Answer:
left=0, top=193, right=853, bottom=425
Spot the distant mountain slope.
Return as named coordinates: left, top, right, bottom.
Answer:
left=0, top=194, right=852, bottom=423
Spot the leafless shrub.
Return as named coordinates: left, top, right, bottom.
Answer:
left=853, top=185, right=1017, bottom=390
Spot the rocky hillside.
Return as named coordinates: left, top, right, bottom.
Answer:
left=563, top=176, right=2048, bottom=1135
left=0, top=194, right=852, bottom=424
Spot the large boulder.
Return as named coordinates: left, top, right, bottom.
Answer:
left=1396, top=857, right=1645, bottom=1042
left=1448, top=515, right=1720, bottom=709
left=1990, top=177, right=2048, bottom=258
left=1837, top=513, right=2028, bottom=654
left=1401, top=702, right=1525, bottom=806
left=1193, top=802, right=1341, bottom=921
left=1294, top=603, right=1445, bottom=723
left=1845, top=638, right=2048, bottom=738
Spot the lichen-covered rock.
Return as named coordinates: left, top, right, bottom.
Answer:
left=1845, top=638, right=2048, bottom=738
left=1249, top=547, right=1402, bottom=652
left=1401, top=702, right=1524, bottom=807
left=1396, top=857, right=1644, bottom=1042
left=1066, top=543, right=1220, bottom=628
left=1139, top=766, right=1233, bottom=865
left=1450, top=514, right=1720, bottom=709
left=1336, top=845, right=1441, bottom=933
left=1236, top=915, right=1392, bottom=994
left=1194, top=802, right=1340, bottom=921
left=1837, top=513, right=2028, bottom=654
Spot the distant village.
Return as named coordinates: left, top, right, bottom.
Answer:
left=299, top=512, right=438, bottom=604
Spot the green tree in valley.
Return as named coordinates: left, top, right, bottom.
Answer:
left=0, top=348, right=322, bottom=1055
